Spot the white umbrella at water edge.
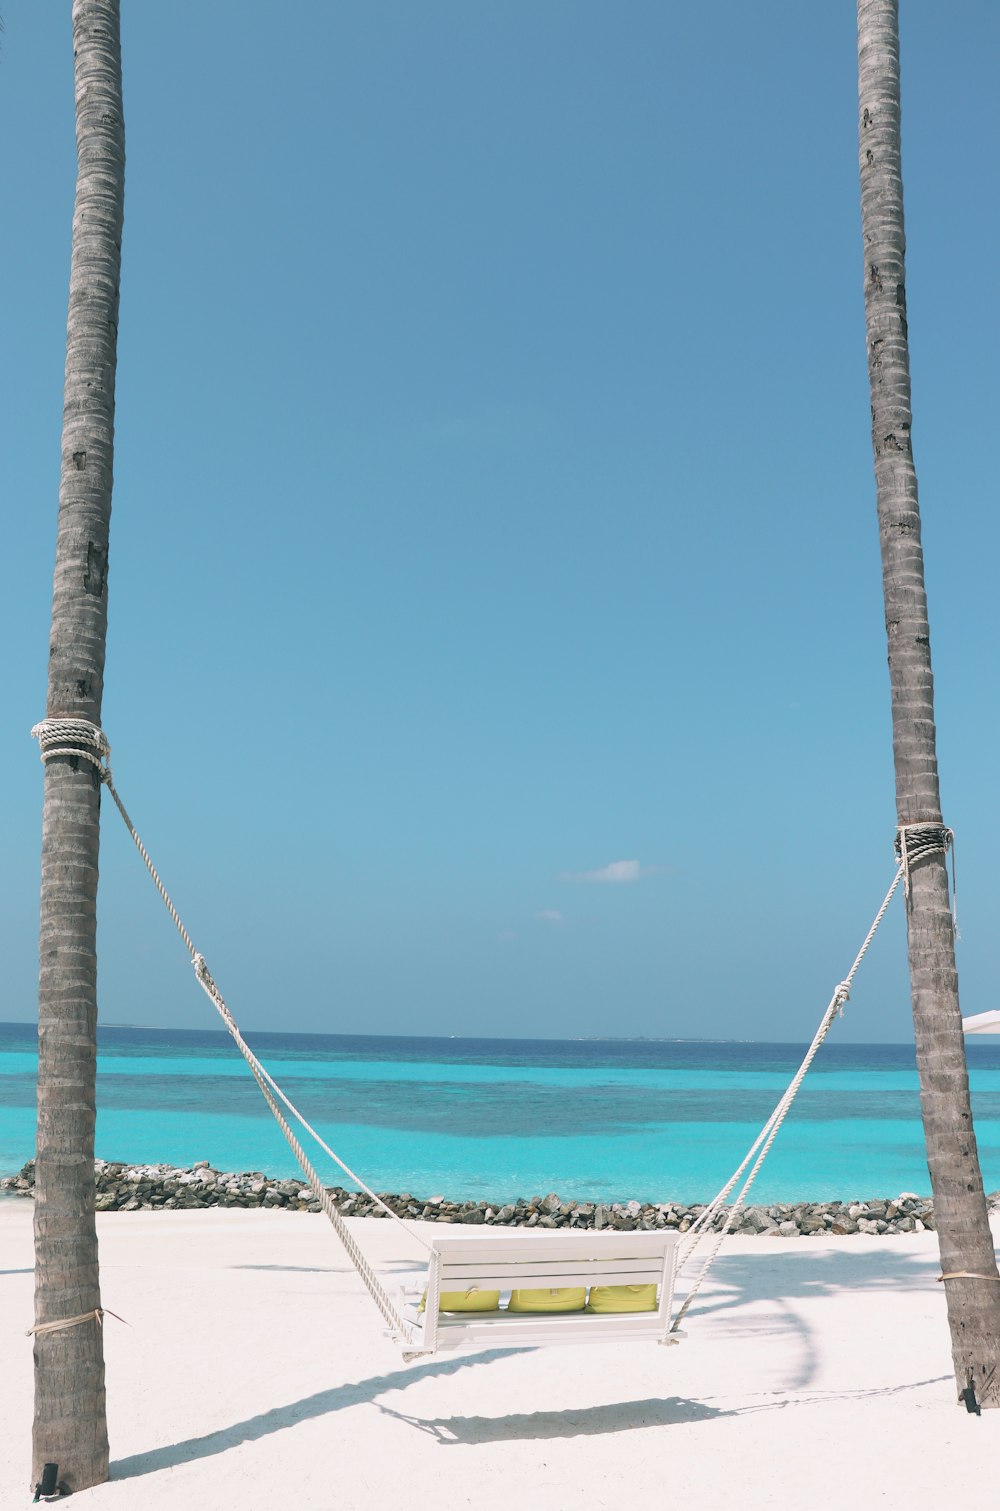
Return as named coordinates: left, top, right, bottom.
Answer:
left=963, top=1011, right=1000, bottom=1034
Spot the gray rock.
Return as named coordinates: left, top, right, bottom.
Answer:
left=829, top=1216, right=859, bottom=1235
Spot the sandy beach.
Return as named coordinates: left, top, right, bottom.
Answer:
left=2, top=1202, right=998, bottom=1509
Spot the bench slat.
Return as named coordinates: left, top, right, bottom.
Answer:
left=439, top=1264, right=664, bottom=1288
left=429, top=1233, right=676, bottom=1261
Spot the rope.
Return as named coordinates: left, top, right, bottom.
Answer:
left=668, top=864, right=905, bottom=1333
left=938, top=1272, right=1000, bottom=1283
left=27, top=1307, right=128, bottom=1337
left=896, top=822, right=958, bottom=934
left=30, top=717, right=111, bottom=775
left=30, top=717, right=427, bottom=1345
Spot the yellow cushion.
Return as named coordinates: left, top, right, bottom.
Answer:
left=586, top=1284, right=658, bottom=1313
left=418, top=1287, right=501, bottom=1313
left=507, top=1287, right=586, bottom=1313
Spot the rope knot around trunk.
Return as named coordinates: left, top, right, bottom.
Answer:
left=31, top=717, right=112, bottom=782
left=27, top=1307, right=128, bottom=1338
left=895, top=822, right=958, bottom=933
left=895, top=822, right=953, bottom=870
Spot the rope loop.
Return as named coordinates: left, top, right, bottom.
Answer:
left=895, top=822, right=958, bottom=934
left=895, top=822, right=952, bottom=893
left=27, top=1306, right=129, bottom=1337
left=31, top=717, right=112, bottom=783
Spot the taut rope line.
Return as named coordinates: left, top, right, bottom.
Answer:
left=31, top=717, right=428, bottom=1346
left=669, top=862, right=906, bottom=1330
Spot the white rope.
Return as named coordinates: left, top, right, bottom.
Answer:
left=30, top=717, right=429, bottom=1344
left=669, top=864, right=905, bottom=1332
left=896, top=821, right=958, bottom=935
left=30, top=716, right=111, bottom=776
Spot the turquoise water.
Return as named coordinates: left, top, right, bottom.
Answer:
left=4, top=1022, right=1000, bottom=1204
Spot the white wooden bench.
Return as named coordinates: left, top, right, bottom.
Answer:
left=393, top=1229, right=680, bottom=1356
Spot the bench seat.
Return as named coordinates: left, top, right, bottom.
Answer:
left=391, top=1229, right=680, bottom=1356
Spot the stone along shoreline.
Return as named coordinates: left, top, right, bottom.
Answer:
left=6, top=1159, right=998, bottom=1235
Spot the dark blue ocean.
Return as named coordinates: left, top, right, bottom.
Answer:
left=3, top=1021, right=1000, bottom=1204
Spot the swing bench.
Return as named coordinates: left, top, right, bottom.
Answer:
left=394, top=1229, right=680, bottom=1356
left=31, top=719, right=955, bottom=1360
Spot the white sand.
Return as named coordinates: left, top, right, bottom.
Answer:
left=2, top=1203, right=997, bottom=1509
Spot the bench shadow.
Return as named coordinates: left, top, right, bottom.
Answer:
left=380, top=1371, right=953, bottom=1447
left=108, top=1348, right=527, bottom=1482
left=376, top=1396, right=727, bottom=1443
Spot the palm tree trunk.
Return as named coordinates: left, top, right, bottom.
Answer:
left=32, top=0, right=124, bottom=1488
left=857, top=0, right=1000, bottom=1408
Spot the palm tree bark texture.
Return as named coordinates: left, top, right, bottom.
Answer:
left=857, top=0, right=1000, bottom=1407
left=32, top=0, right=124, bottom=1489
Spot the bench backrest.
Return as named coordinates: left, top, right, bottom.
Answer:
left=432, top=1229, right=675, bottom=1291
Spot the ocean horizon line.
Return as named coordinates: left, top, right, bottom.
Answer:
left=0, top=1018, right=935, bottom=1049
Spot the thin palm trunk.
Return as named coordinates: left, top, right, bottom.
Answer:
left=857, top=0, right=1000, bottom=1407
left=32, top=0, right=124, bottom=1488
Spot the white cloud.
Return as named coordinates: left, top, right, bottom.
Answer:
left=498, top=929, right=517, bottom=942
left=536, top=909, right=564, bottom=923
left=560, top=859, right=650, bottom=885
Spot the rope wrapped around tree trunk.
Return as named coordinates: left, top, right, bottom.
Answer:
left=31, top=717, right=427, bottom=1348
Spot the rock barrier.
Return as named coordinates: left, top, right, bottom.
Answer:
left=6, top=1159, right=998, bottom=1235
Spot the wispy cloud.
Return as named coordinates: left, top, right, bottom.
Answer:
left=559, top=859, right=652, bottom=885
left=498, top=929, right=517, bottom=943
left=535, top=909, right=564, bottom=923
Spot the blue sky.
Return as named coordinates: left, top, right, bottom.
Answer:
left=2, top=2, right=998, bottom=1042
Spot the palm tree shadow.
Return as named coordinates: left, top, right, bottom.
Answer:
left=232, top=1264, right=349, bottom=1274
left=108, top=1348, right=527, bottom=1482
left=677, top=1244, right=953, bottom=1392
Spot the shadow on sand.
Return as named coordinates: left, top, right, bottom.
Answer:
left=376, top=1396, right=727, bottom=1443
left=109, top=1349, right=527, bottom=1481
left=679, top=1242, right=950, bottom=1391
left=110, top=1240, right=964, bottom=1477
